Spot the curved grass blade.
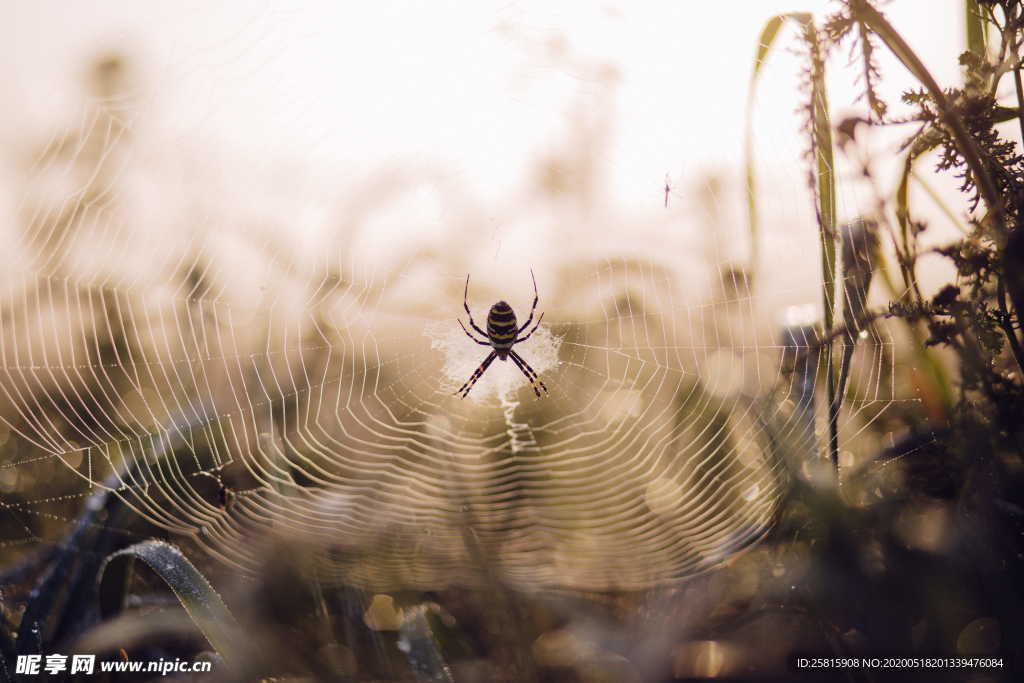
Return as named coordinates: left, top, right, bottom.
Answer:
left=12, top=403, right=222, bottom=662
left=746, top=14, right=787, bottom=275
left=853, top=0, right=1002, bottom=234
left=98, top=540, right=238, bottom=663
left=890, top=133, right=955, bottom=417
left=745, top=12, right=836, bottom=314
left=965, top=0, right=987, bottom=59
left=746, top=12, right=813, bottom=278
left=74, top=611, right=204, bottom=656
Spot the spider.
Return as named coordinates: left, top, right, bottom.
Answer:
left=455, top=269, right=549, bottom=399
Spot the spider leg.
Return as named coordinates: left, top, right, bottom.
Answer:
left=463, top=274, right=489, bottom=338
left=455, top=350, right=498, bottom=398
left=515, top=268, right=541, bottom=336
left=513, top=311, right=545, bottom=344
left=509, top=349, right=548, bottom=397
left=459, top=319, right=491, bottom=345
left=508, top=349, right=543, bottom=385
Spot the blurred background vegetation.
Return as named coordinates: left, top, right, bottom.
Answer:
left=2, top=0, right=1024, bottom=680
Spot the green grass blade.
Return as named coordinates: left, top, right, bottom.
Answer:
left=746, top=12, right=835, bottom=325
left=746, top=13, right=811, bottom=278
left=854, top=0, right=1002, bottom=233
left=747, top=12, right=839, bottom=476
left=752, top=15, right=788, bottom=77
left=808, top=23, right=837, bottom=335
left=804, top=19, right=840, bottom=478
left=895, top=154, right=913, bottom=276
left=894, top=158, right=955, bottom=418
left=965, top=0, right=987, bottom=58
left=99, top=540, right=238, bottom=663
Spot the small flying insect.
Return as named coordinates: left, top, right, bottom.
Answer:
left=455, top=270, right=549, bottom=399
left=664, top=173, right=672, bottom=208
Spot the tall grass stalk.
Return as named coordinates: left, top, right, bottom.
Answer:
left=747, top=13, right=841, bottom=478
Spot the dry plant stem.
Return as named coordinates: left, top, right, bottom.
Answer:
left=830, top=340, right=856, bottom=480
left=853, top=0, right=1005, bottom=235
left=1014, top=56, right=1024, bottom=144
left=826, top=346, right=840, bottom=477
left=989, top=3, right=1019, bottom=100
left=1000, top=5, right=1024, bottom=375
left=997, top=276, right=1024, bottom=374
left=983, top=4, right=1009, bottom=98
left=858, top=19, right=883, bottom=122
left=785, top=309, right=895, bottom=383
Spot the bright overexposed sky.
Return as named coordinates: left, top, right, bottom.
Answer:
left=0, top=0, right=978, bottom=308
left=2, top=0, right=965, bottom=202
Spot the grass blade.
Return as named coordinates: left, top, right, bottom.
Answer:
left=747, top=12, right=840, bottom=476
left=964, top=0, right=987, bottom=59
left=746, top=13, right=810, bottom=278
left=804, top=19, right=841, bottom=479
left=853, top=0, right=1002, bottom=234
left=98, top=540, right=238, bottom=663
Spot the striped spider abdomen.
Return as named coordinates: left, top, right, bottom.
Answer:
left=486, top=301, right=517, bottom=359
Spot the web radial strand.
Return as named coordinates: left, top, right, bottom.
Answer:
left=0, top=241, right=903, bottom=590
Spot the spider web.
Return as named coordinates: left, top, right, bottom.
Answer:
left=0, top=13, right=911, bottom=594
left=0, top=242, right=900, bottom=592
